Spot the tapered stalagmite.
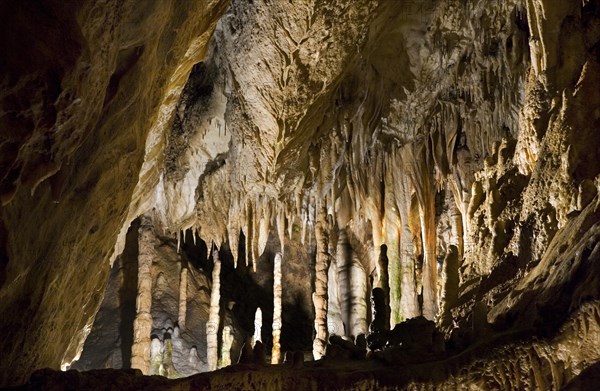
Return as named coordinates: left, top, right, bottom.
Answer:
left=313, top=207, right=331, bottom=360
left=253, top=307, right=262, bottom=346
left=337, top=229, right=352, bottom=337
left=375, top=245, right=390, bottom=330
left=349, top=258, right=368, bottom=338
left=178, top=267, right=188, bottom=329
left=327, top=252, right=344, bottom=336
left=206, top=248, right=221, bottom=371
left=384, top=216, right=402, bottom=326
left=271, top=252, right=282, bottom=364
left=419, top=186, right=438, bottom=320
left=220, top=326, right=233, bottom=368
left=131, top=215, right=155, bottom=374
left=441, top=245, right=460, bottom=327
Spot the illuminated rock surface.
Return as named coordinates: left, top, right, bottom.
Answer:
left=2, top=0, right=600, bottom=389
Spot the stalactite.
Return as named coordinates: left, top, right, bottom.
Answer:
left=386, top=153, right=419, bottom=325
left=178, top=266, right=188, bottom=330
left=253, top=307, right=262, bottom=346
left=407, top=144, right=438, bottom=320
left=271, top=252, right=282, bottom=364
left=312, top=207, right=331, bottom=360
left=206, top=247, right=221, bottom=371
left=277, top=208, right=286, bottom=255
left=258, top=202, right=271, bottom=258
left=131, top=215, right=154, bottom=375
left=219, top=326, right=233, bottom=368
left=228, top=202, right=240, bottom=267
left=245, top=201, right=253, bottom=268
left=252, top=201, right=260, bottom=272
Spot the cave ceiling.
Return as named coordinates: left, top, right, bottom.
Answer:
left=1, top=0, right=600, bottom=389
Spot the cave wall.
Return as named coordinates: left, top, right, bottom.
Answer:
left=1, top=0, right=600, bottom=388
left=0, top=0, right=229, bottom=385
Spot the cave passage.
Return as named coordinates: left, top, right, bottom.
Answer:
left=1, top=0, right=600, bottom=390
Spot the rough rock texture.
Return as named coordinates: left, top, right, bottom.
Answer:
left=0, top=0, right=229, bottom=385
left=2, top=0, right=600, bottom=388
left=71, top=218, right=215, bottom=377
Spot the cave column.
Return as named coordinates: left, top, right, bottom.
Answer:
left=337, top=229, right=351, bottom=337
left=327, top=254, right=344, bottom=336
left=386, top=163, right=420, bottom=328
left=178, top=266, right=188, bottom=329
left=131, top=215, right=155, bottom=374
left=420, top=190, right=438, bottom=320
left=271, top=252, right=282, bottom=364
left=312, top=207, right=331, bottom=360
left=206, top=247, right=221, bottom=371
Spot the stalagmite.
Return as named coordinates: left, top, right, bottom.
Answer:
left=178, top=266, right=188, bottom=329
left=252, top=307, right=262, bottom=346
left=451, top=203, right=464, bottom=257
left=206, top=248, right=221, bottom=371
left=441, top=245, right=459, bottom=327
left=220, top=326, right=233, bottom=368
left=369, top=287, right=387, bottom=333
left=349, top=257, right=368, bottom=338
left=337, top=229, right=352, bottom=337
left=131, top=215, right=154, bottom=374
left=384, top=218, right=402, bottom=326
left=375, top=245, right=390, bottom=330
left=150, top=337, right=163, bottom=376
left=271, top=252, right=282, bottom=364
left=163, top=336, right=176, bottom=378
left=419, top=194, right=438, bottom=320
left=327, top=254, right=344, bottom=336
left=396, top=160, right=419, bottom=323
left=313, top=207, right=331, bottom=360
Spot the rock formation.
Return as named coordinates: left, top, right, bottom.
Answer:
left=252, top=307, right=263, bottom=346
left=2, top=0, right=600, bottom=389
left=206, top=248, right=221, bottom=372
left=271, top=252, right=282, bottom=364
left=130, top=215, right=154, bottom=374
left=313, top=207, right=332, bottom=360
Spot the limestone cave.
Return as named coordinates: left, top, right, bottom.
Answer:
left=1, top=0, right=600, bottom=389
